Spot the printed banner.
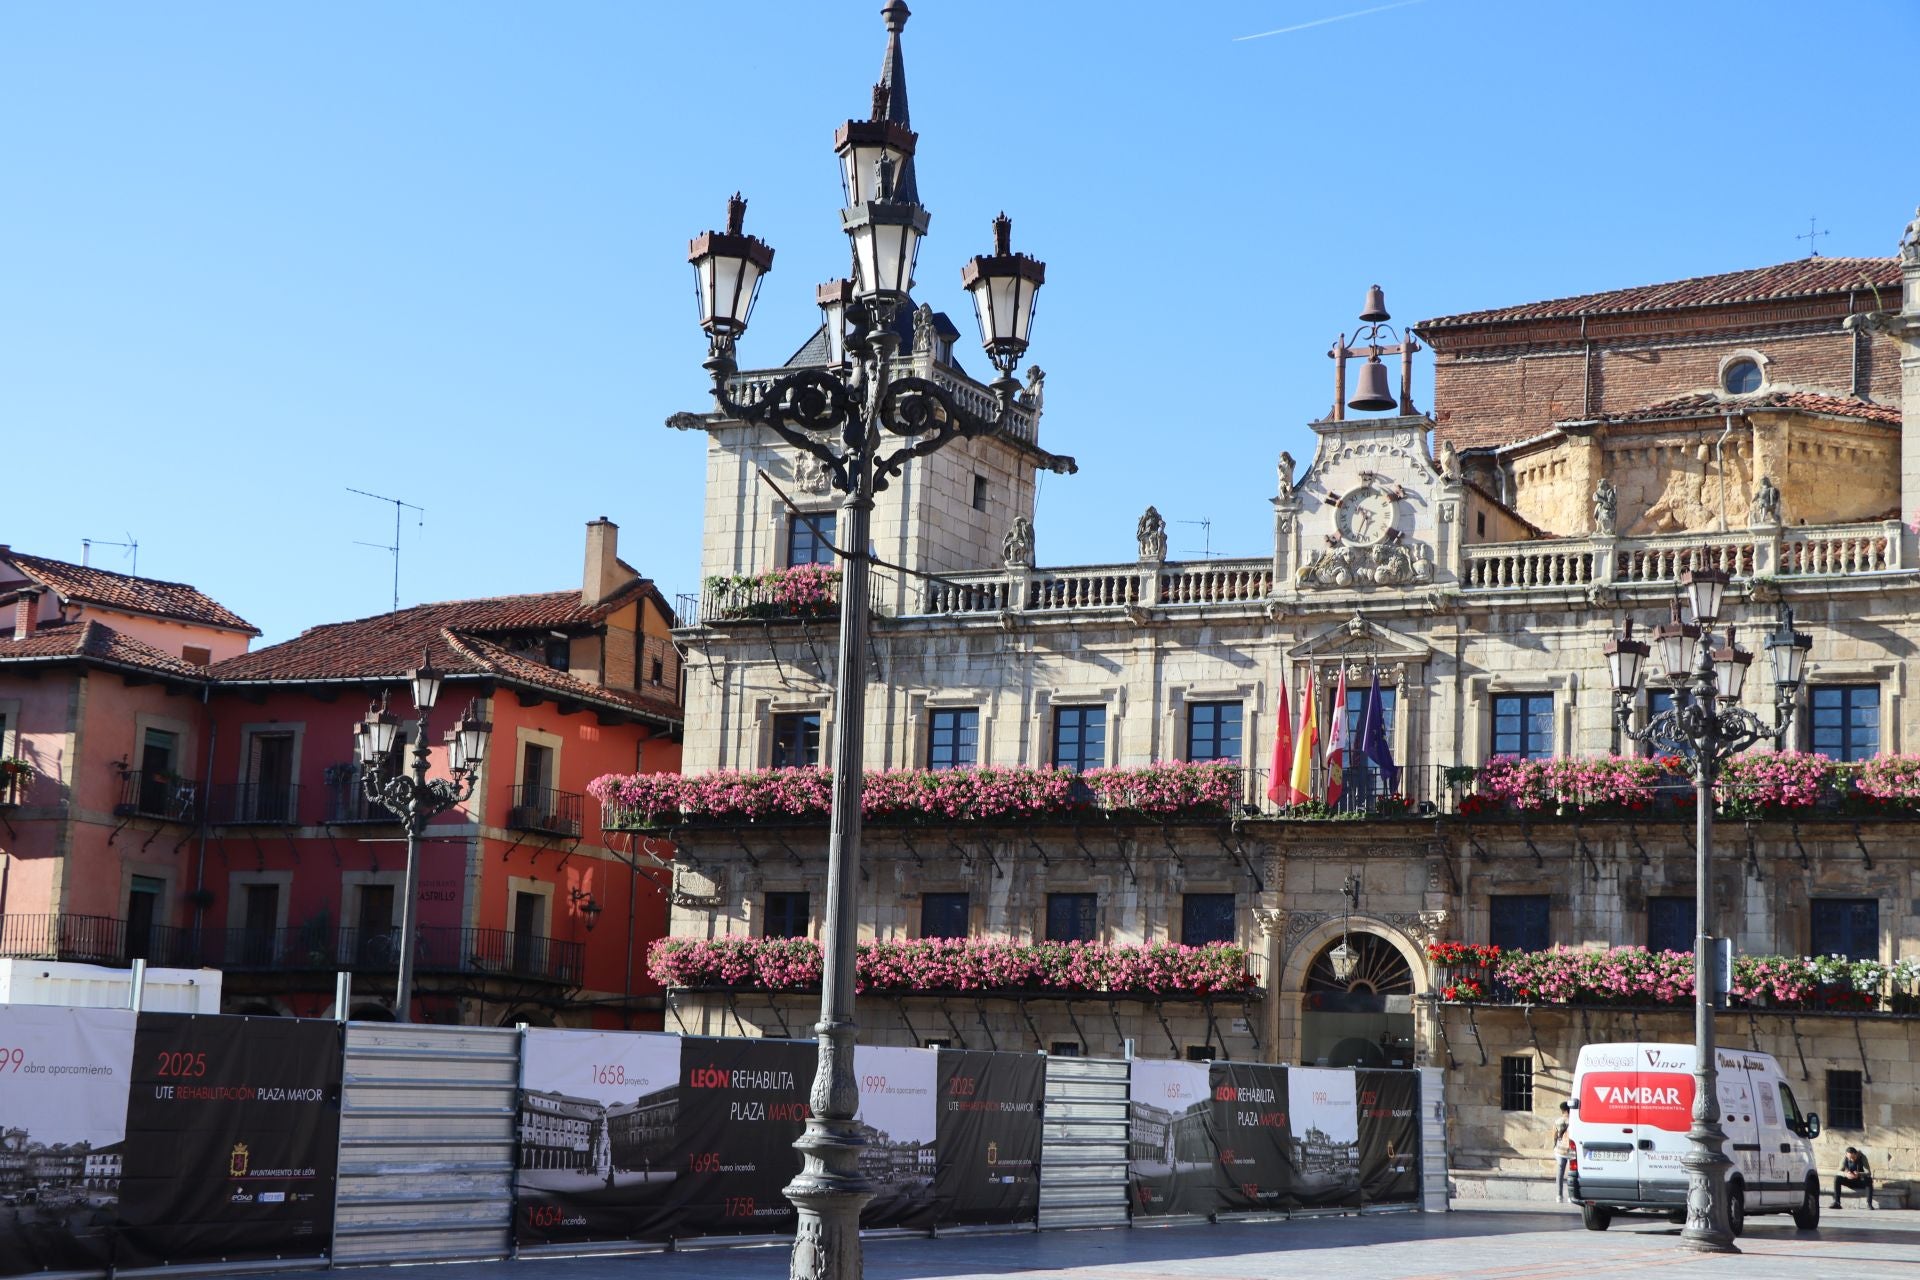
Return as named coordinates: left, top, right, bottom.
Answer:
left=1288, top=1066, right=1361, bottom=1209
left=515, top=1029, right=683, bottom=1245
left=854, top=1045, right=938, bottom=1230
left=1356, top=1070, right=1419, bottom=1206
left=116, top=1013, right=341, bottom=1268
left=669, top=1036, right=815, bottom=1236
left=0, top=1005, right=137, bottom=1278
left=932, top=1049, right=1042, bottom=1226
left=1210, top=1061, right=1291, bottom=1212
left=1128, top=1058, right=1218, bottom=1217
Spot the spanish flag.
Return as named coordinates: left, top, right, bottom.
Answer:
left=1289, top=676, right=1318, bottom=805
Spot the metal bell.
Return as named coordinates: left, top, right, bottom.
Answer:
left=1360, top=285, right=1390, bottom=323
left=1347, top=358, right=1396, bottom=412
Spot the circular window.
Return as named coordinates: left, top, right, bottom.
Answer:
left=1723, top=358, right=1763, bottom=395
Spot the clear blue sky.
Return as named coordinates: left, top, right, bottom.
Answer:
left=4, top=1, right=1915, bottom=645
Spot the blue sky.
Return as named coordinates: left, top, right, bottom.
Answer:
left=4, top=1, right=1915, bottom=644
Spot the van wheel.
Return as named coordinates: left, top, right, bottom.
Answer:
left=1728, top=1185, right=1745, bottom=1237
left=1792, top=1178, right=1821, bottom=1230
left=1582, top=1204, right=1613, bottom=1231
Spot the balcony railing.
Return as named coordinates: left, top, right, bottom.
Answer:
left=206, top=782, right=302, bottom=826
left=0, top=915, right=584, bottom=986
left=507, top=785, right=584, bottom=837
left=324, top=766, right=394, bottom=823
left=920, top=558, right=1273, bottom=617
left=682, top=568, right=900, bottom=626
left=1462, top=519, right=1904, bottom=593
left=114, top=771, right=201, bottom=823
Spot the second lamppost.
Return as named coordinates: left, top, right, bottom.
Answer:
left=684, top=103, right=1045, bottom=1280
left=1605, top=570, right=1810, bottom=1250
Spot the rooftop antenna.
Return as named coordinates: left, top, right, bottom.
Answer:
left=347, top=487, right=425, bottom=613
left=1797, top=216, right=1828, bottom=259
left=81, top=534, right=139, bottom=577
left=1175, top=518, right=1221, bottom=559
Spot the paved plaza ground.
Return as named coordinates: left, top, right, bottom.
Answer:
left=255, top=1200, right=1920, bottom=1280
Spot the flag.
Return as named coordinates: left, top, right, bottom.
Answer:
left=1266, top=681, right=1294, bottom=805
left=1325, top=666, right=1349, bottom=809
left=1360, top=668, right=1400, bottom=795
left=1289, top=673, right=1318, bottom=805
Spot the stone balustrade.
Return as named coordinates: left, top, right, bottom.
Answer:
left=1462, top=519, right=1906, bottom=594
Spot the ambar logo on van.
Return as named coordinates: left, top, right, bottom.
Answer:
left=1579, top=1071, right=1695, bottom=1130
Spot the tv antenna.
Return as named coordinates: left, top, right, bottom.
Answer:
left=1797, top=216, right=1828, bottom=258
left=1176, top=517, right=1222, bottom=559
left=347, top=487, right=425, bottom=613
left=82, top=534, right=139, bottom=577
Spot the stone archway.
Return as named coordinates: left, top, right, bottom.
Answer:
left=1277, top=915, right=1429, bottom=1069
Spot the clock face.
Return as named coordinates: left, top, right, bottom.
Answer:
left=1335, top=486, right=1397, bottom=544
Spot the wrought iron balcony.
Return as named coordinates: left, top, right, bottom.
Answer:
left=507, top=785, right=584, bottom=837
left=0, top=913, right=198, bottom=967
left=323, top=765, right=393, bottom=823
left=206, top=782, right=302, bottom=826
left=114, top=770, right=201, bottom=823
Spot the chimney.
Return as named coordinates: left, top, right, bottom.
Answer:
left=12, top=588, right=40, bottom=642
left=583, top=518, right=623, bottom=605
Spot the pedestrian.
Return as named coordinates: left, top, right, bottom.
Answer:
left=1553, top=1101, right=1572, bottom=1203
left=1832, top=1146, right=1874, bottom=1209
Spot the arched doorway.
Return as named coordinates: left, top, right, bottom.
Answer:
left=1301, top=932, right=1415, bottom=1069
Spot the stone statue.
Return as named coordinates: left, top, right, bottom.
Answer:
left=1440, top=440, right=1460, bottom=482
left=1278, top=450, right=1296, bottom=492
left=1902, top=205, right=1920, bottom=265
left=1592, top=477, right=1618, bottom=536
left=1753, top=474, right=1782, bottom=525
left=1022, top=365, right=1045, bottom=412
left=1136, top=505, right=1168, bottom=561
left=1002, top=516, right=1035, bottom=568
left=911, top=303, right=936, bottom=355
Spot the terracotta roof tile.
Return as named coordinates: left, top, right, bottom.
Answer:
left=3, top=551, right=257, bottom=634
left=0, top=619, right=207, bottom=679
left=1576, top=391, right=1900, bottom=427
left=1418, top=258, right=1900, bottom=331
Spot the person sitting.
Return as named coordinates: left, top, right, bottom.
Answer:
left=1833, top=1146, right=1874, bottom=1209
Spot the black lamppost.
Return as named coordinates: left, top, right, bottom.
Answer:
left=682, top=9, right=1046, bottom=1275
left=1605, top=571, right=1810, bottom=1251
left=353, top=652, right=492, bottom=1023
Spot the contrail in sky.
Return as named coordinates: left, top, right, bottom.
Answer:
left=1234, top=0, right=1426, bottom=41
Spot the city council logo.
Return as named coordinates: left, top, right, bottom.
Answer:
left=986, top=1141, right=998, bottom=1167
left=229, top=1143, right=250, bottom=1178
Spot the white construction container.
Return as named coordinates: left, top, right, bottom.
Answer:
left=0, top=959, right=222, bottom=1012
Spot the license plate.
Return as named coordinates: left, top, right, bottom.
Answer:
left=1584, top=1148, right=1629, bottom=1162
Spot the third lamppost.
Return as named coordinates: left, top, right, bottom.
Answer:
left=680, top=12, right=1046, bottom=1275
left=1605, top=572, right=1810, bottom=1250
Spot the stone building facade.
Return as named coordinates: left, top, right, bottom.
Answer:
left=638, top=0, right=1920, bottom=1194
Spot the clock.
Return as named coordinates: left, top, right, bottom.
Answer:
left=1334, top=485, right=1397, bottom=545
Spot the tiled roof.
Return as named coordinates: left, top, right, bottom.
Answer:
left=0, top=619, right=207, bottom=679
left=1578, top=391, right=1901, bottom=427
left=451, top=634, right=680, bottom=721
left=2, top=550, right=257, bottom=634
left=1418, top=258, right=1901, bottom=331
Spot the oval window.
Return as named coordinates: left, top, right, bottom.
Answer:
left=1723, top=358, right=1763, bottom=395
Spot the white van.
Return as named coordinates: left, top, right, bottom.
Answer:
left=1568, top=1042, right=1822, bottom=1234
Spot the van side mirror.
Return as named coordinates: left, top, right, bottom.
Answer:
left=1805, top=1112, right=1821, bottom=1139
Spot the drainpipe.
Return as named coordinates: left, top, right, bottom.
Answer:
left=193, top=693, right=216, bottom=940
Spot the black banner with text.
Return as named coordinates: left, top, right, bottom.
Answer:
left=1209, top=1061, right=1292, bottom=1213
left=1356, top=1070, right=1420, bottom=1206
left=668, top=1036, right=815, bottom=1237
left=932, top=1049, right=1043, bottom=1227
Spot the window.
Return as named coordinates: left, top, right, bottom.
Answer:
left=1051, top=706, right=1106, bottom=773
left=1046, top=892, right=1097, bottom=942
left=182, top=645, right=212, bottom=667
left=1049, top=1042, right=1081, bottom=1058
left=520, top=742, right=553, bottom=809
left=247, top=732, right=296, bottom=822
left=1342, top=687, right=1399, bottom=801
left=763, top=891, right=811, bottom=939
left=972, top=474, right=989, bottom=511
left=1184, top=1045, right=1215, bottom=1062
left=650, top=657, right=664, bottom=685
left=1722, top=358, right=1763, bottom=395
left=544, top=635, right=571, bottom=670
left=1809, top=686, right=1879, bottom=762
left=788, top=513, right=835, bottom=567
left=1181, top=893, right=1236, bottom=946
left=1492, top=693, right=1553, bottom=760
left=125, top=875, right=164, bottom=961
left=1489, top=894, right=1550, bottom=952
left=927, top=708, right=979, bottom=771
left=920, top=892, right=969, bottom=940
left=771, top=712, right=822, bottom=770
left=1826, top=1070, right=1864, bottom=1131
left=1500, top=1056, right=1534, bottom=1112
left=1811, top=898, right=1878, bottom=961
left=1646, top=895, right=1695, bottom=955
left=1186, top=702, right=1243, bottom=763
left=1476, top=511, right=1486, bottom=537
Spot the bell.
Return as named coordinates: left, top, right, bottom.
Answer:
left=1348, top=358, right=1396, bottom=412
left=1360, top=284, right=1390, bottom=323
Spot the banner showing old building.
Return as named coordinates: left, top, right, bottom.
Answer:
left=0, top=1006, right=137, bottom=1278
left=1128, top=1058, right=1216, bottom=1218
left=1356, top=1070, right=1419, bottom=1206
left=515, top=1029, right=682, bottom=1245
left=1209, top=1061, right=1292, bottom=1213
left=669, top=1036, right=815, bottom=1237
left=1288, top=1066, right=1361, bottom=1209
left=853, top=1045, right=937, bottom=1230
left=932, top=1049, right=1043, bottom=1226
left=116, top=1014, right=341, bottom=1269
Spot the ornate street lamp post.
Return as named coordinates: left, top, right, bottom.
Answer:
left=352, top=651, right=492, bottom=1022
left=682, top=11, right=1046, bottom=1274
left=1606, top=571, right=1810, bottom=1251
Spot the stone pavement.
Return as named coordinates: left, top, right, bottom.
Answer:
left=261, top=1201, right=1918, bottom=1280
